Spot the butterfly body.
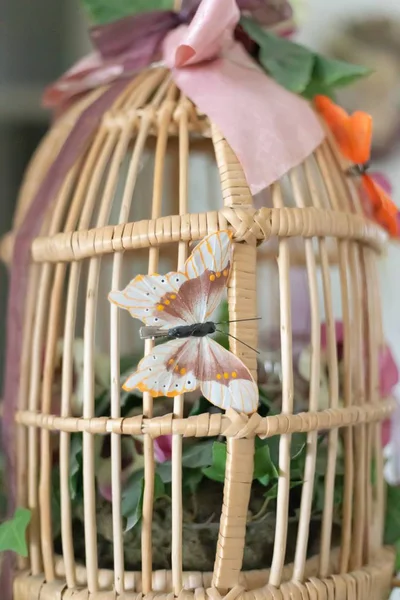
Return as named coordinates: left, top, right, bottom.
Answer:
left=346, top=162, right=370, bottom=177
left=140, top=321, right=217, bottom=340
left=109, top=231, right=258, bottom=414
left=315, top=94, right=400, bottom=238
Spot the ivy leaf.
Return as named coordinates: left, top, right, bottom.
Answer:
left=189, top=396, right=212, bottom=417
left=157, top=441, right=214, bottom=485
left=69, top=434, right=83, bottom=501
left=240, top=17, right=370, bottom=98
left=182, top=442, right=214, bottom=469
left=263, top=480, right=302, bottom=502
left=0, top=508, right=31, bottom=557
left=385, top=484, right=400, bottom=545
left=183, top=468, right=204, bottom=494
left=396, top=539, right=400, bottom=573
left=254, top=444, right=279, bottom=485
left=51, top=468, right=62, bottom=539
left=202, top=442, right=226, bottom=483
left=82, top=0, right=174, bottom=25
left=122, top=471, right=165, bottom=532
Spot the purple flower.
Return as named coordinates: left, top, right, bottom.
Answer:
left=154, top=435, right=173, bottom=463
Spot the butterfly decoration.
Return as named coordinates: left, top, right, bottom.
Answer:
left=108, top=231, right=258, bottom=414
left=314, top=95, right=400, bottom=239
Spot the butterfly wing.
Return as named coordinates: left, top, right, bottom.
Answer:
left=109, top=230, right=233, bottom=328
left=109, top=272, right=192, bottom=328
left=184, top=230, right=233, bottom=322
left=123, top=338, right=200, bottom=397
left=198, top=337, right=258, bottom=414
left=314, top=95, right=372, bottom=165
left=362, top=174, right=400, bottom=238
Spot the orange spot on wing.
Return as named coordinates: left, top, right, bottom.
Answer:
left=209, top=274, right=216, bottom=282
left=223, top=372, right=229, bottom=380
left=170, top=294, right=176, bottom=299
left=216, top=272, right=221, bottom=278
left=164, top=299, right=170, bottom=305
left=157, top=304, right=164, bottom=311
left=180, top=368, right=186, bottom=375
left=216, top=373, right=222, bottom=380
left=232, top=371, right=237, bottom=378
left=223, top=269, right=229, bottom=277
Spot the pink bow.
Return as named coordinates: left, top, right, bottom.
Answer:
left=44, top=0, right=323, bottom=194
left=162, top=0, right=323, bottom=193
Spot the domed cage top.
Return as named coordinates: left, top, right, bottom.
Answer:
left=1, top=67, right=395, bottom=600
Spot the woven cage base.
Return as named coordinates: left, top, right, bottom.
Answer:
left=13, top=548, right=395, bottom=599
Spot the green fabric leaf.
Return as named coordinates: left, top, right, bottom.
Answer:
left=301, top=79, right=336, bottom=101
left=313, top=55, right=372, bottom=89
left=241, top=17, right=314, bottom=93
left=384, top=484, right=400, bottom=545
left=202, top=442, right=227, bottom=483
left=0, top=508, right=31, bottom=557
left=122, top=471, right=165, bottom=532
left=82, top=0, right=174, bottom=25
left=240, top=17, right=371, bottom=98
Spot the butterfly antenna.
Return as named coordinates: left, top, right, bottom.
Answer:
left=216, top=317, right=262, bottom=325
left=215, top=328, right=260, bottom=354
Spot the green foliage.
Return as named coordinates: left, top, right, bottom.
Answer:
left=69, top=434, right=83, bottom=502
left=202, top=442, right=227, bottom=482
left=240, top=17, right=371, bottom=99
left=122, top=471, right=165, bottom=532
left=0, top=508, right=31, bottom=557
left=157, top=441, right=214, bottom=484
left=384, top=483, right=400, bottom=545
left=82, top=0, right=174, bottom=25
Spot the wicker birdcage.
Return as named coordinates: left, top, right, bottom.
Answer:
left=1, top=66, right=397, bottom=600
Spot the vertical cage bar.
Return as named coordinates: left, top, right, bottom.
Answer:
left=304, top=157, right=340, bottom=577
left=211, top=126, right=257, bottom=591
left=141, top=76, right=176, bottom=594
left=81, top=125, right=125, bottom=594
left=315, top=144, right=354, bottom=573
left=291, top=166, right=321, bottom=581
left=27, top=174, right=76, bottom=575
left=269, top=182, right=294, bottom=588
left=110, top=111, right=153, bottom=594
left=171, top=94, right=190, bottom=595
left=59, top=126, right=110, bottom=588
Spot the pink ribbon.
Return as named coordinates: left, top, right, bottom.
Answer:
left=162, top=0, right=323, bottom=193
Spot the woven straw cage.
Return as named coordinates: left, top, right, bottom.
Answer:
left=0, top=67, right=397, bottom=600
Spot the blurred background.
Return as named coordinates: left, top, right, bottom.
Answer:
left=1, top=0, right=400, bottom=387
